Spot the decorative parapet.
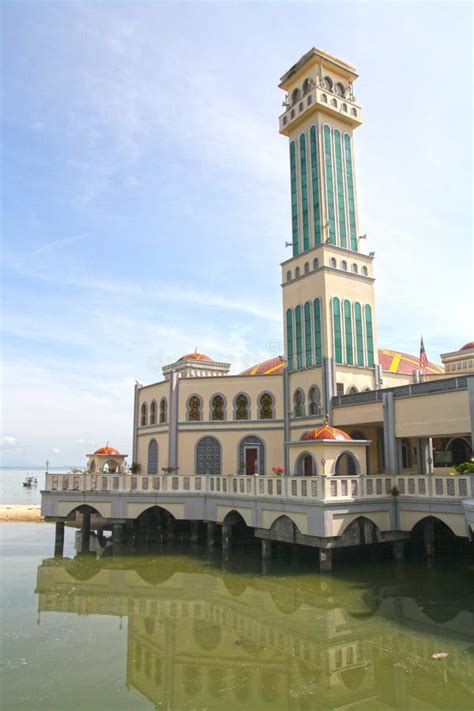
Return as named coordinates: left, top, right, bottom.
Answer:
left=332, top=376, right=468, bottom=408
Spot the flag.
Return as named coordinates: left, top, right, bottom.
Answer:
left=419, top=336, right=428, bottom=370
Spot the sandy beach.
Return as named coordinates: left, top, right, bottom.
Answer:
left=0, top=504, right=43, bottom=522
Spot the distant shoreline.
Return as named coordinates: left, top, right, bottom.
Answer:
left=0, top=505, right=44, bottom=522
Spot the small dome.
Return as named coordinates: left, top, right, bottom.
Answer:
left=303, top=425, right=352, bottom=441
left=240, top=356, right=286, bottom=376
left=460, top=341, right=474, bottom=351
left=179, top=352, right=214, bottom=362
left=94, top=445, right=121, bottom=456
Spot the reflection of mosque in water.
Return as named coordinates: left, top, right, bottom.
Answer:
left=36, top=551, right=474, bottom=710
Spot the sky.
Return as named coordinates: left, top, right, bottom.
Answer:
left=1, top=1, right=472, bottom=466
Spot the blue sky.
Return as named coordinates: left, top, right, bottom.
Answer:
left=1, top=1, right=472, bottom=465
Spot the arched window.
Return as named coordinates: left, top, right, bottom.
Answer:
left=334, top=452, right=359, bottom=476
left=307, top=95, right=313, bottom=106
left=362, top=266, right=368, bottom=276
left=313, top=298, right=322, bottom=365
left=332, top=297, right=343, bottom=364
left=286, top=308, right=294, bottom=372
left=295, top=305, right=303, bottom=369
left=308, top=385, right=322, bottom=415
left=291, top=88, right=301, bottom=103
left=290, top=140, right=298, bottom=255
left=354, top=303, right=364, bottom=366
left=344, top=134, right=358, bottom=251
left=342, top=103, right=348, bottom=112
left=352, top=263, right=358, bottom=273
left=321, top=93, right=327, bottom=103
left=341, top=260, right=347, bottom=270
left=295, top=266, right=300, bottom=278
left=283, top=116, right=287, bottom=126
left=150, top=400, right=157, bottom=425
left=335, top=82, right=345, bottom=96
left=196, top=436, right=221, bottom=475
left=140, top=402, right=148, bottom=427
left=351, top=108, right=357, bottom=117
left=347, top=386, right=358, bottom=394
left=300, top=133, right=309, bottom=251
left=365, top=305, right=375, bottom=367
left=159, top=397, right=167, bottom=423
left=211, top=394, right=225, bottom=421
left=331, top=98, right=337, bottom=107
left=323, top=76, right=333, bottom=91
left=293, top=389, right=305, bottom=417
left=330, top=257, right=336, bottom=268
left=313, top=257, right=319, bottom=269
left=290, top=109, right=295, bottom=119
left=304, top=262, right=309, bottom=274
left=258, top=393, right=274, bottom=420
left=323, top=126, right=336, bottom=243
left=310, top=125, right=322, bottom=245
left=298, top=102, right=303, bottom=113
left=344, top=300, right=353, bottom=365
left=235, top=394, right=250, bottom=420
left=302, top=78, right=312, bottom=94
left=286, top=270, right=292, bottom=282
left=304, top=301, right=312, bottom=367
left=147, top=439, right=158, bottom=475
left=296, top=452, right=316, bottom=477
left=188, top=395, right=202, bottom=421
left=334, top=129, right=347, bottom=248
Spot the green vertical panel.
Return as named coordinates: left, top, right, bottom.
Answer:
left=290, top=141, right=299, bottom=256
left=304, top=301, right=312, bottom=367
left=310, top=126, right=321, bottom=246
left=300, top=133, right=309, bottom=252
left=295, top=305, right=303, bottom=370
left=323, top=126, right=336, bottom=244
left=286, top=309, right=294, bottom=371
left=334, top=130, right=347, bottom=249
left=355, top=302, right=364, bottom=366
left=344, top=134, right=358, bottom=251
left=333, top=297, right=343, bottom=364
left=344, top=300, right=353, bottom=365
left=313, top=298, right=322, bottom=365
left=365, top=305, right=375, bottom=367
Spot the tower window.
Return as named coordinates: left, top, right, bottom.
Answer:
left=291, top=109, right=295, bottom=119
left=304, top=262, right=309, bottom=274
left=293, top=389, right=305, bottom=417
left=299, top=102, right=304, bottom=113
left=308, top=386, right=322, bottom=415
left=352, top=263, right=358, bottom=274
left=283, top=116, right=288, bottom=126
left=331, top=98, right=337, bottom=107
left=341, top=260, right=347, bottom=271
left=362, top=266, right=368, bottom=276
left=332, top=297, right=343, bottom=364
left=313, top=258, right=319, bottom=270
left=295, top=266, right=300, bottom=278
left=321, top=94, right=327, bottom=103
left=307, top=95, right=312, bottom=106
left=302, top=78, right=313, bottom=95
left=291, top=88, right=301, bottom=103
left=286, top=270, right=292, bottom=282
left=159, top=397, right=167, bottom=423
left=342, top=103, right=348, bottom=112
left=330, top=257, right=336, bottom=268
left=335, top=82, right=345, bottom=96
left=323, top=76, right=333, bottom=91
left=351, top=108, right=357, bottom=117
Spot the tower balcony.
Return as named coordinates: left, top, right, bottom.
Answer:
left=279, top=87, right=362, bottom=135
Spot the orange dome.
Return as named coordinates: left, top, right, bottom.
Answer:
left=240, top=356, right=286, bottom=376
left=302, top=425, right=352, bottom=441
left=93, top=445, right=121, bottom=456
left=179, top=352, right=214, bottom=362
left=460, top=341, right=474, bottom=351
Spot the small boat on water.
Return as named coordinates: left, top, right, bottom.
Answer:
left=22, top=475, right=38, bottom=488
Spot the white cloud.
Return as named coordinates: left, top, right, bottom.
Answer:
left=1, top=436, right=17, bottom=449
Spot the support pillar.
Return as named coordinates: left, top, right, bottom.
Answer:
left=319, top=548, right=333, bottom=573
left=166, top=518, right=175, bottom=542
left=417, top=438, right=433, bottom=475
left=222, top=522, right=231, bottom=552
left=206, top=522, right=216, bottom=549
left=424, top=519, right=435, bottom=559
left=54, top=521, right=65, bottom=557
left=190, top=521, right=199, bottom=544
left=261, top=539, right=272, bottom=560
left=393, top=540, right=405, bottom=562
left=81, top=511, right=91, bottom=553
left=112, top=523, right=124, bottom=553
left=382, top=392, right=400, bottom=474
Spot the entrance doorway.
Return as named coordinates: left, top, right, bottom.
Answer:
left=245, top=448, right=258, bottom=475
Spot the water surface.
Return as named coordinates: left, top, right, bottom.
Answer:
left=1, top=523, right=473, bottom=710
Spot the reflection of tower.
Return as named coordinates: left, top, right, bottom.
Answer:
left=279, top=48, right=380, bottom=405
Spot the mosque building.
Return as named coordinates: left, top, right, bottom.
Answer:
left=131, top=47, right=472, bottom=480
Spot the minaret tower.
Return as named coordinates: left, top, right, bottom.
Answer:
left=279, top=48, right=380, bottom=417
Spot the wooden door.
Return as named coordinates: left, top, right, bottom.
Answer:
left=245, top=448, right=258, bottom=475
left=303, top=455, right=314, bottom=477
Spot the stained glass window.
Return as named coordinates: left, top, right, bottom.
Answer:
left=310, top=125, right=321, bottom=246
left=196, top=436, right=221, bottom=475
left=290, top=141, right=299, bottom=256
left=313, top=298, right=322, bottom=365
left=235, top=394, right=250, bottom=420
left=323, top=126, right=336, bottom=244
left=344, top=300, right=353, bottom=365
left=300, top=133, right=310, bottom=251
left=259, top=393, right=274, bottom=420
left=333, top=297, right=343, bottom=364
left=211, top=395, right=225, bottom=421
left=355, top=303, right=364, bottom=366
left=365, top=305, right=375, bottom=367
left=188, top=396, right=202, bottom=421
left=334, top=130, right=347, bottom=248
left=159, top=398, right=167, bottom=423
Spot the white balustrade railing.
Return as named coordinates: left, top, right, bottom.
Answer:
left=44, top=473, right=473, bottom=502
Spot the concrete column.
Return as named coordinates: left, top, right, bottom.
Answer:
left=261, top=539, right=272, bottom=560
left=393, top=540, right=405, bottom=562
left=319, top=548, right=333, bottom=573
left=382, top=392, right=399, bottom=474
left=81, top=511, right=91, bottom=553
left=206, top=521, right=216, bottom=549
left=190, top=521, right=199, bottom=544
left=283, top=367, right=290, bottom=476
left=54, top=521, right=65, bottom=557
left=417, top=438, right=433, bottom=475
left=468, top=376, right=474, bottom=455
left=322, top=357, right=336, bottom=419
left=132, top=381, right=141, bottom=464
left=168, top=372, right=180, bottom=470
left=222, top=522, right=231, bottom=552
left=424, top=519, right=435, bottom=558
left=166, top=518, right=175, bottom=542
left=112, top=523, right=124, bottom=550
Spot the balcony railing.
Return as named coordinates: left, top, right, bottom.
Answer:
left=44, top=473, right=472, bottom=502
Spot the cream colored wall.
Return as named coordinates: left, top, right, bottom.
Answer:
left=138, top=380, right=170, bottom=411
left=137, top=431, right=169, bottom=473
left=288, top=441, right=368, bottom=475
left=333, top=365, right=377, bottom=393
left=332, top=401, right=384, bottom=427
left=380, top=371, right=412, bottom=387
left=177, top=374, right=284, bottom=422
left=176, top=428, right=284, bottom=475
left=394, top=391, right=470, bottom=438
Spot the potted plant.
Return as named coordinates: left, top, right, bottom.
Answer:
left=162, top=466, right=179, bottom=475
left=130, top=462, right=142, bottom=474
left=272, top=466, right=284, bottom=476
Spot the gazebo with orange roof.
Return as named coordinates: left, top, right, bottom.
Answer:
left=86, top=444, right=128, bottom=474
